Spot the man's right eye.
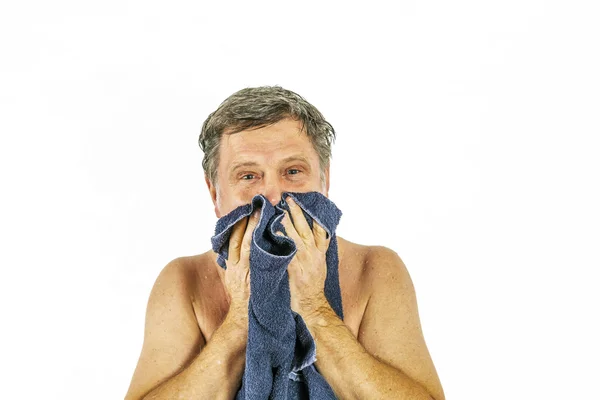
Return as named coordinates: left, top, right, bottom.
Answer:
left=241, top=174, right=254, bottom=180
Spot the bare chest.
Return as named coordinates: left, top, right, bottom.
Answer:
left=190, top=246, right=368, bottom=343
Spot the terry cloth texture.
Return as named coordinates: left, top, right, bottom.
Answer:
left=211, top=191, right=343, bottom=399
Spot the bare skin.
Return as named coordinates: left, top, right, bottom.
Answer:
left=124, top=118, right=445, bottom=400
left=189, top=236, right=367, bottom=346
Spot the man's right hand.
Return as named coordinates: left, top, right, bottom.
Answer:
left=223, top=209, right=259, bottom=325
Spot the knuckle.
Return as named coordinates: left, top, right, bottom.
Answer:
left=241, top=242, right=251, bottom=253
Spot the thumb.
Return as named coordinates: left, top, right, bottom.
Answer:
left=275, top=231, right=284, bottom=236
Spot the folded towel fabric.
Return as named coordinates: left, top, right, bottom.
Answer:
left=211, top=191, right=344, bottom=399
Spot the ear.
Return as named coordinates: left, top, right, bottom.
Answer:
left=205, top=174, right=221, bottom=218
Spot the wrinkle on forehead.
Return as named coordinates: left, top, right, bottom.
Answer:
left=219, top=120, right=318, bottom=168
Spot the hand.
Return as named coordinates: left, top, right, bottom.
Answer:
left=276, top=196, right=332, bottom=319
left=224, top=209, right=259, bottom=325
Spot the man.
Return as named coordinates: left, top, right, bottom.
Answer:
left=125, top=86, right=445, bottom=400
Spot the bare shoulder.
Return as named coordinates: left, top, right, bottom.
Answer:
left=175, top=251, right=224, bottom=292
left=154, top=256, right=199, bottom=295
left=361, top=244, right=418, bottom=319
left=337, top=236, right=410, bottom=291
left=147, top=254, right=214, bottom=311
left=173, top=252, right=222, bottom=293
left=335, top=237, right=408, bottom=331
left=353, top=244, right=445, bottom=400
left=124, top=256, right=204, bottom=400
left=173, top=254, right=204, bottom=288
left=362, top=244, right=411, bottom=292
left=336, top=235, right=370, bottom=270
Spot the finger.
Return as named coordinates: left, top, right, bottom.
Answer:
left=285, top=196, right=312, bottom=243
left=280, top=210, right=304, bottom=250
left=228, top=216, right=248, bottom=265
left=241, top=209, right=260, bottom=261
left=312, top=221, right=330, bottom=252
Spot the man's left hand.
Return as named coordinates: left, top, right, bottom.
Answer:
left=276, top=196, right=331, bottom=319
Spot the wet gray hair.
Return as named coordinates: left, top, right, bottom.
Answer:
left=198, top=86, right=336, bottom=189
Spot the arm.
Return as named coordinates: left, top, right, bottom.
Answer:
left=123, top=259, right=247, bottom=400
left=125, top=211, right=258, bottom=400
left=279, top=197, right=444, bottom=399
left=303, top=247, right=445, bottom=400
left=142, top=307, right=248, bottom=400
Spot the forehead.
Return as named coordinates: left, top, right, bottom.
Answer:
left=219, top=118, right=319, bottom=167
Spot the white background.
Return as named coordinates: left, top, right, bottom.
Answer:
left=1, top=1, right=598, bottom=399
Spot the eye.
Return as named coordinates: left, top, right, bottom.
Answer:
left=288, top=169, right=301, bottom=175
left=241, top=174, right=255, bottom=180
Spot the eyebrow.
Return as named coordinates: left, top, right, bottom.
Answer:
left=229, top=155, right=312, bottom=174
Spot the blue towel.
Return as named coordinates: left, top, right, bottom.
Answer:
left=211, top=191, right=344, bottom=399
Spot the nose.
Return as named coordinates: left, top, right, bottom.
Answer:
left=261, top=174, right=284, bottom=207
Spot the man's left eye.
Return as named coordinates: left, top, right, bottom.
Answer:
left=288, top=169, right=301, bottom=175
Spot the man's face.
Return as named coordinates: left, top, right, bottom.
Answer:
left=206, top=117, right=330, bottom=218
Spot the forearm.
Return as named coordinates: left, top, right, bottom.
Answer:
left=305, top=306, right=432, bottom=400
left=143, top=313, right=247, bottom=400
